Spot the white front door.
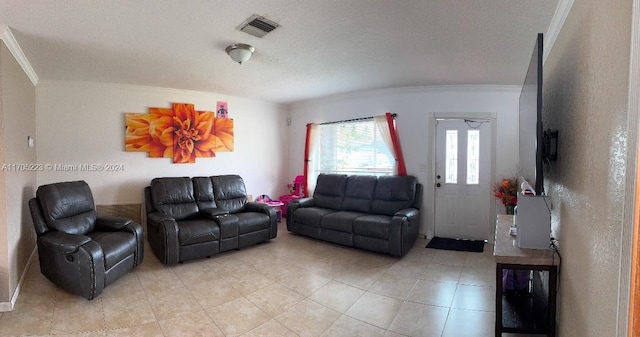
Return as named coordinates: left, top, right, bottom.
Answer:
left=434, top=119, right=491, bottom=240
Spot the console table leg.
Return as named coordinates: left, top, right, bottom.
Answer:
left=496, top=264, right=503, bottom=337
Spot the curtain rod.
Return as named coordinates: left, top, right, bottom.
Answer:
left=318, top=113, right=397, bottom=126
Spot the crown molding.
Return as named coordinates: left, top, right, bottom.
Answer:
left=0, top=25, right=38, bottom=85
left=543, top=0, right=575, bottom=64
left=290, top=85, right=521, bottom=110
left=36, top=80, right=289, bottom=110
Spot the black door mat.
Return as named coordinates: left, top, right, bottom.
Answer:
left=426, top=237, right=484, bottom=253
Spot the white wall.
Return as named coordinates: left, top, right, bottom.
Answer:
left=289, top=86, right=521, bottom=238
left=0, top=41, right=37, bottom=307
left=36, top=81, right=290, bottom=205
left=542, top=0, right=633, bottom=335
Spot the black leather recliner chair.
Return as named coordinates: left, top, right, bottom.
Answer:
left=28, top=180, right=144, bottom=300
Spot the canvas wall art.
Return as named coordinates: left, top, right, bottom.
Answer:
left=125, top=103, right=234, bottom=163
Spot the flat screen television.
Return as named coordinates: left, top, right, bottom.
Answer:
left=518, top=33, right=544, bottom=195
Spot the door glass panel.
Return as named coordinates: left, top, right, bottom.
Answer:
left=467, top=129, right=480, bottom=184
left=445, top=130, right=458, bottom=183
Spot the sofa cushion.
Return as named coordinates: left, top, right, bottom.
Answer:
left=342, top=176, right=376, bottom=213
left=192, top=177, right=217, bottom=210
left=151, top=177, right=199, bottom=220
left=235, top=213, right=270, bottom=234
left=371, top=176, right=416, bottom=215
left=353, top=214, right=393, bottom=240
left=313, top=174, right=348, bottom=210
left=292, top=207, right=335, bottom=227
left=320, top=211, right=364, bottom=233
left=176, top=219, right=220, bottom=246
left=211, top=175, right=248, bottom=213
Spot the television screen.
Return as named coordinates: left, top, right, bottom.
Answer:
left=518, top=33, right=544, bottom=195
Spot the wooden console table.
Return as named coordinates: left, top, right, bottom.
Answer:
left=494, top=215, right=559, bottom=336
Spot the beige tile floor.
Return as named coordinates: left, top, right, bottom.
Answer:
left=0, top=221, right=507, bottom=337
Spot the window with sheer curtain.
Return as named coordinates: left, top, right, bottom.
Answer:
left=312, top=120, right=394, bottom=177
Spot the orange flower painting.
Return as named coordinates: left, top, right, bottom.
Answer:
left=125, top=103, right=234, bottom=163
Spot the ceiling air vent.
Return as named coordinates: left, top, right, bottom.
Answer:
left=238, top=15, right=280, bottom=38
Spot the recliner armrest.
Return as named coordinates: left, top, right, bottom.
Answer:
left=96, top=216, right=144, bottom=266
left=200, top=208, right=230, bottom=219
left=39, top=231, right=93, bottom=254
left=37, top=232, right=106, bottom=300
left=95, top=216, right=134, bottom=231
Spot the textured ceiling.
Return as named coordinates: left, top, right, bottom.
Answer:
left=0, top=0, right=558, bottom=104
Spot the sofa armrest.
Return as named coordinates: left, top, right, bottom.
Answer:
left=394, top=208, right=419, bottom=219
left=389, top=207, right=421, bottom=257
left=286, top=198, right=315, bottom=229
left=244, top=202, right=275, bottom=216
left=146, top=211, right=180, bottom=265
left=294, top=197, right=315, bottom=208
left=244, top=202, right=277, bottom=239
left=147, top=212, right=174, bottom=225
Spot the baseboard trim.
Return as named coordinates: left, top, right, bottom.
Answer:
left=0, top=246, right=37, bottom=312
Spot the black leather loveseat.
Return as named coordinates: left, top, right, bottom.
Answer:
left=144, top=175, right=277, bottom=264
left=286, top=174, right=422, bottom=257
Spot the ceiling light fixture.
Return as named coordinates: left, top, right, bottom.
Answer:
left=225, top=43, right=255, bottom=64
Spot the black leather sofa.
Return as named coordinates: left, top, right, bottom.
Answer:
left=286, top=174, right=422, bottom=257
left=29, top=181, right=144, bottom=300
left=144, top=175, right=277, bottom=264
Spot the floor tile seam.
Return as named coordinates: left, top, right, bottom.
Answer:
left=139, top=274, right=224, bottom=332
left=306, top=286, right=366, bottom=315
left=192, top=280, right=248, bottom=337
left=454, top=283, right=496, bottom=289
left=100, top=297, right=107, bottom=333
left=244, top=286, right=306, bottom=318
left=457, top=280, right=494, bottom=287
left=269, top=297, right=344, bottom=334
left=330, top=312, right=392, bottom=335
left=134, top=272, right=162, bottom=325
left=270, top=315, right=303, bottom=337
left=400, top=298, right=454, bottom=311
left=48, top=299, right=108, bottom=335
left=447, top=307, right=495, bottom=313
left=439, top=306, right=455, bottom=337
left=429, top=261, right=467, bottom=268
left=403, top=290, right=456, bottom=309
left=242, top=317, right=301, bottom=337
left=205, top=299, right=270, bottom=337
left=42, top=297, right=56, bottom=336
left=342, top=310, right=391, bottom=331
left=344, top=290, right=405, bottom=329
left=367, top=278, right=419, bottom=301
left=385, top=300, right=450, bottom=337
left=275, top=279, right=320, bottom=299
